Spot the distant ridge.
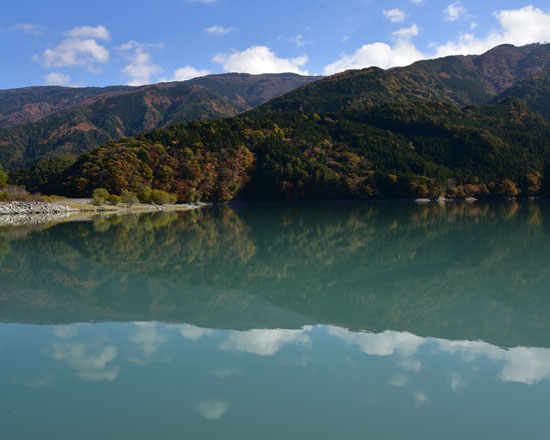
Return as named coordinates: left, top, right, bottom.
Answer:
left=0, top=73, right=321, bottom=168
left=0, top=85, right=133, bottom=129
left=257, top=43, right=550, bottom=114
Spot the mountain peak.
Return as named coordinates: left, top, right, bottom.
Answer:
left=257, top=43, right=550, bottom=115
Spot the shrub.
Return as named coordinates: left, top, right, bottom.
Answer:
left=150, top=190, right=177, bottom=205
left=92, top=188, right=110, bottom=206
left=106, top=194, right=122, bottom=205
left=496, top=179, right=519, bottom=197
left=0, top=192, right=44, bottom=202
left=524, top=173, right=542, bottom=196
left=121, top=190, right=139, bottom=206
left=41, top=195, right=66, bottom=202
left=0, top=164, right=7, bottom=186
left=137, top=187, right=152, bottom=204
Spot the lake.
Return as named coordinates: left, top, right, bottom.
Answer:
left=1, top=201, right=549, bottom=439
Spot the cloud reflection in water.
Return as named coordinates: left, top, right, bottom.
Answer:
left=197, top=400, right=230, bottom=420
left=220, top=327, right=313, bottom=356
left=127, top=322, right=168, bottom=365
left=51, top=342, right=119, bottom=381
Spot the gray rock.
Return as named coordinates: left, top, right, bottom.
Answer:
left=0, top=201, right=77, bottom=216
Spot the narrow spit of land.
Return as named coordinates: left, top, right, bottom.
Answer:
left=0, top=199, right=205, bottom=225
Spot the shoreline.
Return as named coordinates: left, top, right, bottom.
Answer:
left=0, top=197, right=544, bottom=227
left=0, top=199, right=205, bottom=226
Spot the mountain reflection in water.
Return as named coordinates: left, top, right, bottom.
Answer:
left=1, top=201, right=548, bottom=347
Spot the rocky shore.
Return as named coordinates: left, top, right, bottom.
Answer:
left=0, top=201, right=78, bottom=215
left=0, top=200, right=204, bottom=226
left=0, top=212, right=78, bottom=226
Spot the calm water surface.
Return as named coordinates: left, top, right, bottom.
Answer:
left=0, top=201, right=549, bottom=439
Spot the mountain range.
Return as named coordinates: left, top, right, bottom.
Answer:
left=0, top=73, right=320, bottom=168
left=4, top=42, right=550, bottom=200
left=258, top=43, right=550, bottom=114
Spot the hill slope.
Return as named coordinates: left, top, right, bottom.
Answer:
left=0, top=73, right=320, bottom=169
left=0, top=85, right=133, bottom=129
left=493, top=70, right=550, bottom=119
left=257, top=43, right=550, bottom=114
left=27, top=97, right=549, bottom=201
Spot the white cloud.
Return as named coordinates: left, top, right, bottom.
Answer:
left=121, top=53, right=162, bottom=86
left=115, top=40, right=164, bottom=52
left=410, top=0, right=424, bottom=3
left=388, top=374, right=409, bottom=387
left=392, top=24, right=420, bottom=40
left=291, top=34, right=311, bottom=47
left=220, top=327, right=312, bottom=356
left=205, top=25, right=236, bottom=35
left=435, top=6, right=550, bottom=57
left=41, top=38, right=109, bottom=68
left=117, top=41, right=163, bottom=86
left=213, top=46, right=309, bottom=75
left=36, top=25, right=111, bottom=71
left=34, top=25, right=112, bottom=74
left=51, top=342, right=119, bottom=382
left=323, top=6, right=550, bottom=75
left=383, top=8, right=407, bottom=23
left=444, top=2, right=466, bottom=22
left=197, top=400, right=230, bottom=419
left=53, top=325, right=78, bottom=338
left=160, top=65, right=211, bottom=82
left=179, top=324, right=215, bottom=340
left=64, top=25, right=110, bottom=40
left=324, top=39, right=425, bottom=74
left=115, top=41, right=138, bottom=51
left=10, top=23, right=44, bottom=36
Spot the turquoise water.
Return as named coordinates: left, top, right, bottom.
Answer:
left=0, top=201, right=549, bottom=439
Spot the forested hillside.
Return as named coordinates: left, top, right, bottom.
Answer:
left=493, top=70, right=550, bottom=119
left=18, top=97, right=548, bottom=200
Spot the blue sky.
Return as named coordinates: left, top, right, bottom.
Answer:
left=2, top=1, right=550, bottom=89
